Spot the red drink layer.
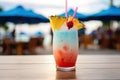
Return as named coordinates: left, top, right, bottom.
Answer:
left=53, top=45, right=78, bottom=67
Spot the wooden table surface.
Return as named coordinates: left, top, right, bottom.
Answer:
left=0, top=54, right=120, bottom=80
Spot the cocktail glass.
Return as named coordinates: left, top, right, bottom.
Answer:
left=53, top=25, right=78, bottom=71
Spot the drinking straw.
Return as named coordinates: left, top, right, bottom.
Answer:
left=71, top=7, right=78, bottom=21
left=65, top=0, right=68, bottom=19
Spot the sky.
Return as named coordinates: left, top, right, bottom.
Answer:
left=0, top=0, right=120, bottom=17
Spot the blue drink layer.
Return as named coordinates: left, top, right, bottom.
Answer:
left=53, top=30, right=78, bottom=50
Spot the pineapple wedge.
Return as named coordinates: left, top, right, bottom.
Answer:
left=49, top=16, right=66, bottom=31
left=73, top=18, right=84, bottom=30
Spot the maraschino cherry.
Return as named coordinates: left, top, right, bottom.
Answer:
left=66, top=21, right=73, bottom=29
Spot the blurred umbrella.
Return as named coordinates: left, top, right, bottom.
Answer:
left=0, top=5, right=49, bottom=24
left=87, top=6, right=120, bottom=21
left=35, top=31, right=43, bottom=37
left=59, top=9, right=86, bottom=21
left=20, top=32, right=27, bottom=35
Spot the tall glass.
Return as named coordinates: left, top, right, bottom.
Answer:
left=53, top=25, right=78, bottom=71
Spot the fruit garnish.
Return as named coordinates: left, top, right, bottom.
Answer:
left=66, top=16, right=84, bottom=30
left=49, top=16, right=66, bottom=31
left=49, top=15, right=84, bottom=31
left=68, top=15, right=73, bottom=21
left=66, top=21, right=73, bottom=29
left=73, top=18, right=84, bottom=30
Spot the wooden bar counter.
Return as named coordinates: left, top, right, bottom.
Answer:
left=0, top=55, right=120, bottom=80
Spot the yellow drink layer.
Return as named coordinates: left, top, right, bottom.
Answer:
left=49, top=16, right=84, bottom=31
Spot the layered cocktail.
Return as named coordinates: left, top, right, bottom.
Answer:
left=49, top=16, right=84, bottom=71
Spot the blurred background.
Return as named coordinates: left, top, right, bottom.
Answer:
left=0, top=0, right=120, bottom=55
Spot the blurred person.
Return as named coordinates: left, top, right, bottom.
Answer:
left=11, top=28, right=16, bottom=40
left=3, top=28, right=16, bottom=55
left=106, top=28, right=113, bottom=39
left=106, top=28, right=114, bottom=49
left=96, top=27, right=104, bottom=45
left=2, top=28, right=15, bottom=54
left=89, top=30, right=98, bottom=45
left=11, top=28, right=16, bottom=52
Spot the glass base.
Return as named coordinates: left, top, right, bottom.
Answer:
left=56, top=66, right=75, bottom=72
